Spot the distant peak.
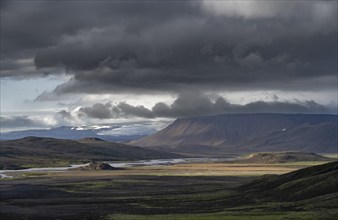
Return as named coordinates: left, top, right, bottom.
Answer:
left=21, top=136, right=47, bottom=141
left=80, top=137, right=105, bottom=142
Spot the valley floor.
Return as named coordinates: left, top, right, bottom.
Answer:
left=0, top=161, right=337, bottom=220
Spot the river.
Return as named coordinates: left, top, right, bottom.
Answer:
left=0, top=157, right=236, bottom=178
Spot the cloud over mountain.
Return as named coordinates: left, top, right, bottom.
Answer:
left=1, top=1, right=336, bottom=132
left=74, top=92, right=335, bottom=119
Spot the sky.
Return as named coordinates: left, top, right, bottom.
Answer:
left=0, top=0, right=337, bottom=132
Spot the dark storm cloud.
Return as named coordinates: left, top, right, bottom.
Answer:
left=152, top=93, right=335, bottom=116
left=79, top=103, right=114, bottom=119
left=1, top=1, right=337, bottom=94
left=152, top=91, right=214, bottom=117
left=75, top=92, right=335, bottom=120
left=78, top=102, right=155, bottom=119
left=1, top=0, right=198, bottom=58
left=1, top=0, right=198, bottom=76
left=117, top=103, right=155, bottom=118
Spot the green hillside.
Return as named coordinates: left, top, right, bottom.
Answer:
left=239, top=161, right=338, bottom=204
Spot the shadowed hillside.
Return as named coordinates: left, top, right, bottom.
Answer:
left=0, top=137, right=180, bottom=169
left=239, top=161, right=338, bottom=203
left=131, top=114, right=338, bottom=155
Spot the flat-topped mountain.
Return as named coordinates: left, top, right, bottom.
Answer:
left=131, top=114, right=338, bottom=155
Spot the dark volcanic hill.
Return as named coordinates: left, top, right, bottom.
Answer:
left=130, top=114, right=338, bottom=156
left=0, top=137, right=179, bottom=169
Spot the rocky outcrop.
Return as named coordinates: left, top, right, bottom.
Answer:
left=79, top=162, right=117, bottom=171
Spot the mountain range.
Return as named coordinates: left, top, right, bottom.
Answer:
left=131, top=113, right=338, bottom=156
left=0, top=125, right=147, bottom=142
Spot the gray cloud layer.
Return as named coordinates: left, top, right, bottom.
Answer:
left=0, top=116, right=49, bottom=130
left=1, top=1, right=337, bottom=96
left=1, top=93, right=334, bottom=132
left=75, top=92, right=335, bottom=119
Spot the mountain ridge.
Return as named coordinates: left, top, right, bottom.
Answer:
left=0, top=125, right=148, bottom=142
left=0, top=137, right=180, bottom=169
left=131, top=113, right=338, bottom=155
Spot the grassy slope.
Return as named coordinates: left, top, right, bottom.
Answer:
left=109, top=161, right=338, bottom=220
left=0, top=137, right=179, bottom=169
left=239, top=160, right=338, bottom=201
left=1, top=162, right=337, bottom=220
left=108, top=211, right=338, bottom=220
